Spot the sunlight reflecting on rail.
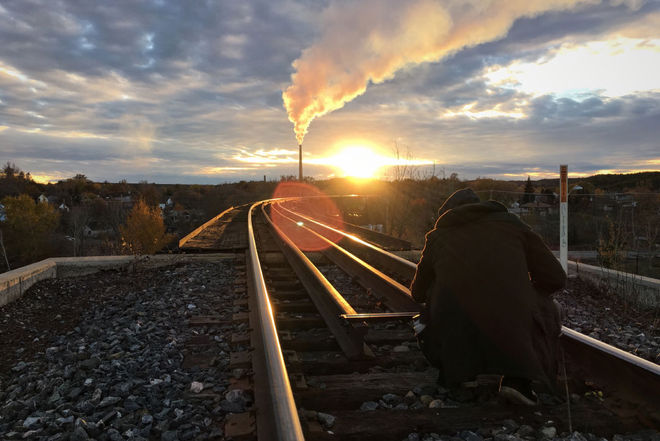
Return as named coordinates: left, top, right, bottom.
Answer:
left=270, top=182, right=344, bottom=251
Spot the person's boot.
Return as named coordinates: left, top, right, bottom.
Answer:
left=498, top=377, right=538, bottom=406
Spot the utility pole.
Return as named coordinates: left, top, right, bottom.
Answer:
left=298, top=144, right=303, bottom=181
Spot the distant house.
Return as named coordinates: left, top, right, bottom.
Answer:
left=520, top=201, right=553, bottom=216
left=110, top=195, right=133, bottom=209
left=37, top=194, right=48, bottom=204
left=510, top=200, right=554, bottom=216
left=59, top=203, right=70, bottom=212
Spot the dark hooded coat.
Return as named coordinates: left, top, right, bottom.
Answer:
left=410, top=195, right=566, bottom=387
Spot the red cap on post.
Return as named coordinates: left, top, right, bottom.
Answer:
left=560, top=164, right=568, bottom=203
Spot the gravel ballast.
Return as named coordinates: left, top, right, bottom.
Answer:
left=0, top=259, right=244, bottom=441
left=1, top=258, right=657, bottom=441
left=557, top=276, right=659, bottom=364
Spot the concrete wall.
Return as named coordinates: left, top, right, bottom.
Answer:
left=0, top=259, right=57, bottom=307
left=568, top=260, right=660, bottom=308
left=0, top=253, right=236, bottom=308
left=399, top=250, right=659, bottom=307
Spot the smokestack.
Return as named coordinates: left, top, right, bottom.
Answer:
left=298, top=143, right=303, bottom=181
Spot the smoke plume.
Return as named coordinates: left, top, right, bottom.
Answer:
left=282, top=0, right=600, bottom=144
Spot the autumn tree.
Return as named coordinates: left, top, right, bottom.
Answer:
left=1, top=194, right=60, bottom=266
left=119, top=199, right=174, bottom=254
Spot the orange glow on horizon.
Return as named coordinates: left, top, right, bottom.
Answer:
left=307, top=143, right=432, bottom=179
left=325, top=146, right=387, bottom=178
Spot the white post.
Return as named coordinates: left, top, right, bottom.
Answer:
left=559, top=164, right=568, bottom=272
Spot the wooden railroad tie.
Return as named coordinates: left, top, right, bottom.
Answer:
left=224, top=412, right=255, bottom=440
left=188, top=316, right=230, bottom=326
left=230, top=351, right=252, bottom=369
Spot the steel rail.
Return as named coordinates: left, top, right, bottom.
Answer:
left=287, top=201, right=411, bottom=250
left=277, top=201, right=660, bottom=409
left=560, top=326, right=660, bottom=406
left=178, top=205, right=235, bottom=249
left=260, top=202, right=373, bottom=360
left=246, top=202, right=304, bottom=441
left=270, top=203, right=420, bottom=312
left=274, top=201, right=416, bottom=279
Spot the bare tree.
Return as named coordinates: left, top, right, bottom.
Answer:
left=0, top=229, right=10, bottom=271
left=107, top=201, right=128, bottom=236
left=70, top=205, right=92, bottom=257
left=635, top=194, right=660, bottom=268
left=390, top=142, right=416, bottom=182
left=420, top=161, right=438, bottom=180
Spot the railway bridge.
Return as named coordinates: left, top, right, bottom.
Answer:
left=0, top=196, right=658, bottom=440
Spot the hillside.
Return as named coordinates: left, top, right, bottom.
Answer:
left=534, top=171, right=660, bottom=192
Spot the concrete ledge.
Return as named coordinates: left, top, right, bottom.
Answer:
left=568, top=260, right=660, bottom=307
left=405, top=249, right=659, bottom=307
left=0, top=259, right=57, bottom=307
left=0, top=253, right=238, bottom=308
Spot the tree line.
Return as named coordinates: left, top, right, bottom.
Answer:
left=1, top=161, right=657, bottom=276
left=0, top=162, right=277, bottom=270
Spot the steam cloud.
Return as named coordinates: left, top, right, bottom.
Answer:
left=282, top=0, right=602, bottom=144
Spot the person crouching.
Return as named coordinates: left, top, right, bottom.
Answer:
left=410, top=188, right=566, bottom=405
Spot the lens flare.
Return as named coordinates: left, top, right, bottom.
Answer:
left=271, top=182, right=344, bottom=251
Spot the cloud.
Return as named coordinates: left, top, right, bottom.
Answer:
left=0, top=0, right=657, bottom=184
left=281, top=0, right=638, bottom=144
left=483, top=37, right=660, bottom=98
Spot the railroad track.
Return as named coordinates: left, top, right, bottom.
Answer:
left=212, top=198, right=660, bottom=440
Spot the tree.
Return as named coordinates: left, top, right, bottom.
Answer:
left=2, top=162, right=15, bottom=178
left=137, top=181, right=160, bottom=206
left=0, top=162, right=42, bottom=198
left=68, top=205, right=92, bottom=256
left=540, top=188, right=557, bottom=205
left=389, top=142, right=417, bottom=182
left=61, top=174, right=94, bottom=204
left=119, top=199, right=174, bottom=254
left=0, top=229, right=10, bottom=271
left=522, top=176, right=535, bottom=203
left=1, top=194, right=60, bottom=266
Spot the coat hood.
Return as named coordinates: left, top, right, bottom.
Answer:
left=435, top=200, right=517, bottom=229
left=437, top=188, right=480, bottom=218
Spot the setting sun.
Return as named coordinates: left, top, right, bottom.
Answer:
left=327, top=146, right=388, bottom=178
left=306, top=143, right=434, bottom=179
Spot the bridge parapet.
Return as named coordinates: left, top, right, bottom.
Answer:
left=0, top=254, right=234, bottom=308
left=568, top=260, right=660, bottom=308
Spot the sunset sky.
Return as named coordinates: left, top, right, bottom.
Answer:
left=0, top=0, right=658, bottom=184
